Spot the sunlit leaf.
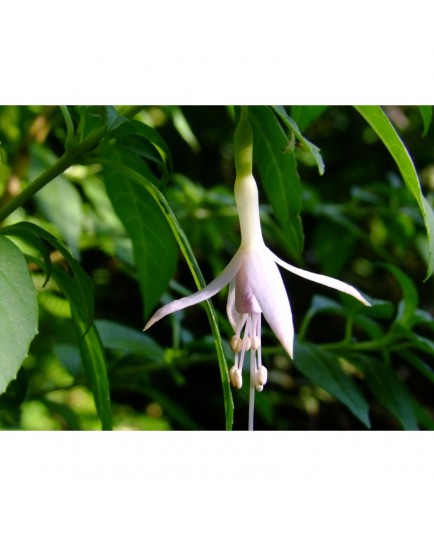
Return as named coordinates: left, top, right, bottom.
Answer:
left=2, top=222, right=110, bottom=429
left=0, top=235, right=38, bottom=395
left=168, top=106, right=200, bottom=152
left=4, top=222, right=94, bottom=330
left=30, top=145, right=83, bottom=258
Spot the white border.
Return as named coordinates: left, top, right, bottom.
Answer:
left=1, top=1, right=433, bottom=104
left=1, top=432, right=433, bottom=533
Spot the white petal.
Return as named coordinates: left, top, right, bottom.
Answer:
left=144, top=247, right=244, bottom=331
left=226, top=279, right=241, bottom=332
left=244, top=247, right=294, bottom=357
left=234, top=263, right=262, bottom=314
left=271, top=250, right=370, bottom=306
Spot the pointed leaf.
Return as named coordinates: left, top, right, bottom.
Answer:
left=103, top=151, right=178, bottom=318
left=110, top=119, right=173, bottom=174
left=53, top=265, right=112, bottom=430
left=355, top=105, right=434, bottom=279
left=418, top=106, right=432, bottom=137
left=4, top=222, right=94, bottom=330
left=249, top=106, right=304, bottom=257
left=383, top=264, right=418, bottom=327
left=400, top=349, right=434, bottom=386
left=95, top=319, right=164, bottom=361
left=273, top=106, right=325, bottom=175
left=357, top=356, right=418, bottom=430
left=294, top=342, right=371, bottom=428
left=3, top=223, right=110, bottom=429
left=0, top=235, right=38, bottom=394
left=168, top=106, right=200, bottom=152
left=1, top=225, right=53, bottom=286
left=95, top=157, right=234, bottom=430
left=290, top=105, right=328, bottom=132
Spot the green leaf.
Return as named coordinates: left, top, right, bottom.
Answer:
left=94, top=157, right=234, bottom=430
left=52, top=265, right=112, bottom=430
left=76, top=106, right=110, bottom=141
left=3, top=222, right=94, bottom=330
left=412, top=398, right=434, bottom=430
left=2, top=222, right=111, bottom=429
left=103, top=151, right=178, bottom=318
left=383, top=264, right=418, bottom=327
left=95, top=319, right=164, bottom=361
left=110, top=119, right=173, bottom=174
left=311, top=294, right=345, bottom=314
left=402, top=329, right=434, bottom=361
left=304, top=294, right=390, bottom=341
left=105, top=105, right=127, bottom=131
left=294, top=342, right=371, bottom=428
left=166, top=106, right=200, bottom=152
left=355, top=105, right=434, bottom=279
left=249, top=106, right=304, bottom=257
left=0, top=235, right=38, bottom=394
left=357, top=356, right=418, bottom=430
left=400, top=349, right=434, bottom=386
left=418, top=105, right=432, bottom=137
left=290, top=105, right=328, bottom=132
left=273, top=106, right=325, bottom=175
left=30, top=145, right=83, bottom=257
left=1, top=225, right=53, bottom=286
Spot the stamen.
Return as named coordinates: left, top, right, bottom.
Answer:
left=229, top=366, right=242, bottom=389
left=255, top=365, right=268, bottom=391
left=229, top=311, right=266, bottom=431
left=230, top=335, right=243, bottom=353
left=251, top=336, right=260, bottom=350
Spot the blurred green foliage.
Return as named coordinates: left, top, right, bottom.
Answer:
left=1, top=105, right=434, bottom=430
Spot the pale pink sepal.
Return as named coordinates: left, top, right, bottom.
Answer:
left=244, top=247, right=294, bottom=357
left=271, top=250, right=370, bottom=307
left=144, top=247, right=244, bottom=331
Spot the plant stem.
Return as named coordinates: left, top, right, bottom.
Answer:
left=0, top=106, right=144, bottom=224
left=60, top=105, right=74, bottom=147
left=321, top=333, right=397, bottom=353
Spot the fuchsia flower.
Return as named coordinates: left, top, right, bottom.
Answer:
left=144, top=108, right=370, bottom=429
